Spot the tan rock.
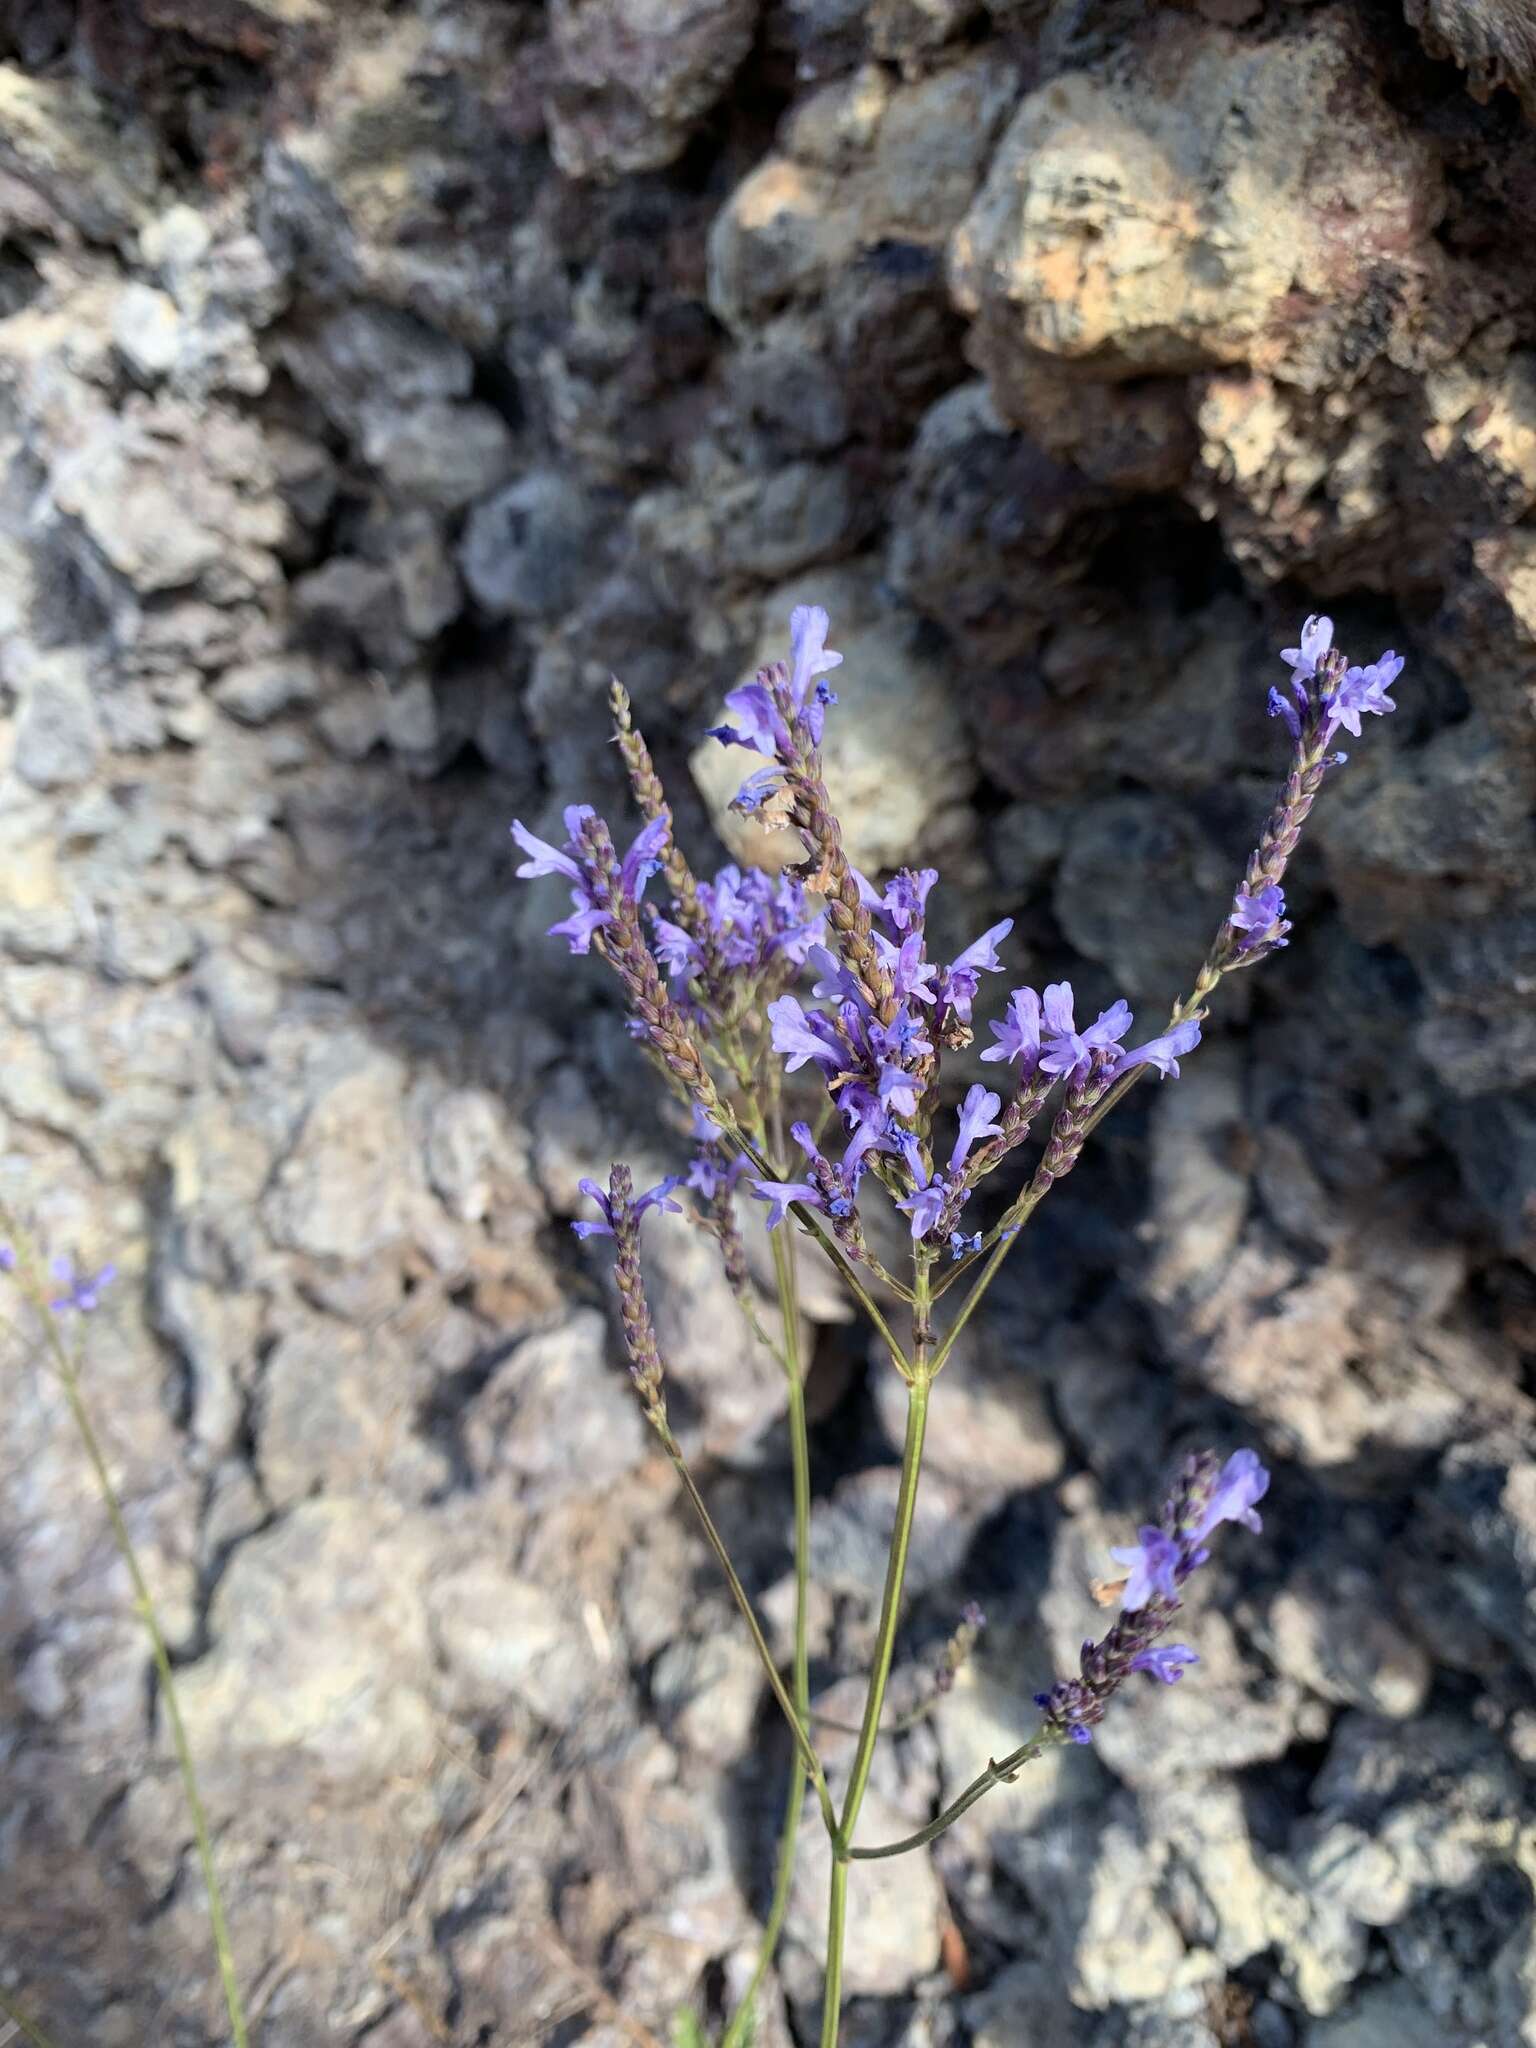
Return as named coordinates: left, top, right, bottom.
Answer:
left=950, top=14, right=1444, bottom=389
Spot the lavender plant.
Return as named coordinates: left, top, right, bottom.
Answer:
left=515, top=604, right=1400, bottom=2048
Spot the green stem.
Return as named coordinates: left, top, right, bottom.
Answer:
left=721, top=1231, right=812, bottom=2048
left=660, top=1433, right=837, bottom=1836
left=0, top=1988, right=65, bottom=2048
left=817, top=1861, right=850, bottom=2048
left=9, top=1235, right=250, bottom=2048
left=816, top=1375, right=930, bottom=2048
left=836, top=1376, right=930, bottom=1840
left=846, top=1725, right=1056, bottom=1860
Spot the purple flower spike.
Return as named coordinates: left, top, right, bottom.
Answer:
left=981, top=985, right=1043, bottom=1070
left=48, top=1255, right=118, bottom=1315
left=573, top=1174, right=684, bottom=1240
left=1131, top=1645, right=1199, bottom=1685
left=1190, top=1448, right=1270, bottom=1542
left=1108, top=1526, right=1181, bottom=1612
left=1280, top=614, right=1333, bottom=680
left=751, top=1179, right=825, bottom=1230
left=949, top=1084, right=1004, bottom=1174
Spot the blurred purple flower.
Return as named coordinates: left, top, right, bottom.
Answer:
left=1131, top=1644, right=1199, bottom=1684
left=49, top=1256, right=118, bottom=1315
left=1108, top=1526, right=1181, bottom=1612
left=574, top=1174, right=684, bottom=1240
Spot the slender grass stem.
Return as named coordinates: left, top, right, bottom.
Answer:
left=0, top=1217, right=250, bottom=2048
left=721, top=1231, right=813, bottom=2048
left=660, top=1430, right=837, bottom=1835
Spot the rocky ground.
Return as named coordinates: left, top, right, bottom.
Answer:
left=1, top=1, right=1535, bottom=2043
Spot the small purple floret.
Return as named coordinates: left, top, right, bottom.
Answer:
left=574, top=1174, right=684, bottom=1240
left=48, top=1255, right=118, bottom=1315
left=1190, top=1447, right=1269, bottom=1542
left=1108, top=1526, right=1181, bottom=1612
left=1131, top=1644, right=1199, bottom=1684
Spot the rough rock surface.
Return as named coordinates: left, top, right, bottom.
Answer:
left=1, top=4, right=1535, bottom=2046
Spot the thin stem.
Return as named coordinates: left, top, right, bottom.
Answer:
left=660, top=1429, right=838, bottom=1835
left=721, top=1231, right=812, bottom=2048
left=817, top=1861, right=850, bottom=2048
left=836, top=1376, right=930, bottom=1841
left=3, top=1224, right=250, bottom=2048
left=816, top=1377, right=931, bottom=2048
left=846, top=1725, right=1056, bottom=1861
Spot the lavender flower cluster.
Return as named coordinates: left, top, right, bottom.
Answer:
left=1034, top=1449, right=1270, bottom=1744
left=512, top=598, right=1402, bottom=1753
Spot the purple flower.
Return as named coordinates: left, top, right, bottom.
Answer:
left=876, top=1062, right=923, bottom=1118
left=1131, top=1644, right=1199, bottom=1684
left=876, top=932, right=939, bottom=1009
left=1190, top=1448, right=1269, bottom=1543
left=709, top=680, right=790, bottom=759
left=688, top=1148, right=748, bottom=1200
left=510, top=804, right=594, bottom=885
left=48, top=1256, right=118, bottom=1315
left=949, top=1084, right=1003, bottom=1174
left=1229, top=883, right=1290, bottom=957
left=767, top=995, right=842, bottom=1075
left=1039, top=983, right=1133, bottom=1080
left=895, top=1177, right=949, bottom=1240
left=1267, top=685, right=1303, bottom=742
left=547, top=894, right=613, bottom=955
left=1280, top=613, right=1334, bottom=680
left=1110, top=1016, right=1202, bottom=1081
left=949, top=1229, right=982, bottom=1260
left=981, top=985, right=1043, bottom=1070
left=729, top=766, right=787, bottom=814
left=751, top=1179, right=825, bottom=1230
left=1231, top=883, right=1285, bottom=936
left=938, top=919, right=1013, bottom=1024
left=788, top=603, right=843, bottom=716
left=652, top=917, right=702, bottom=979
left=882, top=868, right=938, bottom=933
left=1108, top=1526, right=1181, bottom=1612
left=573, top=1174, right=684, bottom=1240
left=0, top=1245, right=13, bottom=1272
left=1325, top=652, right=1403, bottom=739
left=619, top=816, right=668, bottom=900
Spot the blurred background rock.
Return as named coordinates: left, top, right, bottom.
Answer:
left=0, top=2, right=1533, bottom=2044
